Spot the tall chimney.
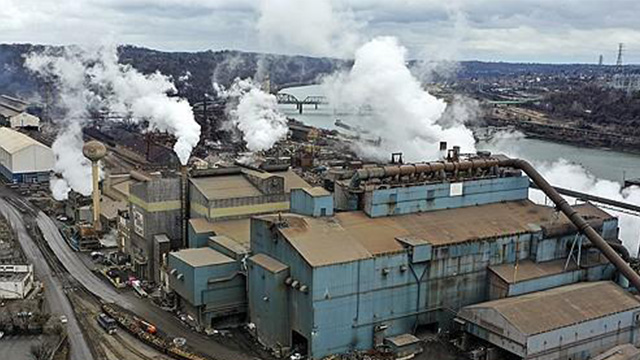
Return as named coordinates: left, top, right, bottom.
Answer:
left=181, top=165, right=188, bottom=248
left=82, top=141, right=107, bottom=232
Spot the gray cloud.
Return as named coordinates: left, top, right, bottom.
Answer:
left=2, top=0, right=640, bottom=63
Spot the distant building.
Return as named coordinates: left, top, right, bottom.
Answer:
left=0, top=95, right=40, bottom=130
left=0, top=127, right=53, bottom=183
left=0, top=264, right=34, bottom=299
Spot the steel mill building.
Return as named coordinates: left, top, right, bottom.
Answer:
left=157, top=151, right=640, bottom=360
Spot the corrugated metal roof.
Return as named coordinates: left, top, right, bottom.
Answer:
left=591, top=344, right=640, bottom=360
left=250, top=253, right=289, bottom=273
left=189, top=218, right=219, bottom=234
left=279, top=170, right=311, bottom=193
left=0, top=127, right=48, bottom=154
left=0, top=106, right=20, bottom=118
left=190, top=169, right=310, bottom=201
left=210, top=235, right=249, bottom=255
left=171, top=248, right=234, bottom=267
left=207, top=218, right=251, bottom=245
left=384, top=333, right=421, bottom=347
left=460, top=281, right=640, bottom=336
left=489, top=257, right=609, bottom=284
left=262, top=200, right=611, bottom=267
left=301, top=187, right=330, bottom=197
left=191, top=175, right=262, bottom=200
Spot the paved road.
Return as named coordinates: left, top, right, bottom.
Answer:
left=35, top=210, right=250, bottom=360
left=0, top=198, right=95, bottom=360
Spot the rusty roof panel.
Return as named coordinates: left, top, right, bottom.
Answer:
left=489, top=257, right=609, bottom=284
left=250, top=253, right=289, bottom=273
left=263, top=200, right=613, bottom=267
left=171, top=248, right=234, bottom=267
left=190, top=175, right=262, bottom=200
left=460, top=281, right=640, bottom=336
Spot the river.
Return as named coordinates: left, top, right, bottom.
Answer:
left=278, top=84, right=640, bottom=184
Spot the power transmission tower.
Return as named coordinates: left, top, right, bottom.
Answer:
left=616, top=43, right=624, bottom=68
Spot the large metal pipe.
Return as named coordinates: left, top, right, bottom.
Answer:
left=349, top=156, right=640, bottom=290
left=530, top=182, right=640, bottom=214
left=503, top=158, right=640, bottom=290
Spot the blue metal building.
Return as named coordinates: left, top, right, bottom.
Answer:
left=247, top=167, right=621, bottom=359
left=167, top=247, right=246, bottom=328
left=457, top=281, right=640, bottom=360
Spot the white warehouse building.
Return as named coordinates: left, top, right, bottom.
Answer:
left=0, top=127, right=54, bottom=183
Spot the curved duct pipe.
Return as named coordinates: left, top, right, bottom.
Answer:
left=504, top=158, right=640, bottom=290
left=349, top=157, right=640, bottom=290
left=577, top=240, right=630, bottom=262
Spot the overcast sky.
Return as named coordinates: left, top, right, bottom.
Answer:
left=3, top=0, right=640, bottom=63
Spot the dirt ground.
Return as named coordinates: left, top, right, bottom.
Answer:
left=69, top=290, right=172, bottom=360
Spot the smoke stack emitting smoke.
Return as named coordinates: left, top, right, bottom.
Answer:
left=25, top=46, right=200, bottom=200
left=322, top=36, right=475, bottom=162
left=214, top=79, right=288, bottom=152
left=252, top=0, right=640, bottom=254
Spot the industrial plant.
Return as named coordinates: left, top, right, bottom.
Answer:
left=0, top=29, right=640, bottom=360
left=38, top=130, right=637, bottom=360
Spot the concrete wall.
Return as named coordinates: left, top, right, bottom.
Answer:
left=363, top=176, right=529, bottom=218
left=129, top=178, right=182, bottom=280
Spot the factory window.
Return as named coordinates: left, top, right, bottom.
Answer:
left=426, top=189, right=435, bottom=200
left=133, top=209, right=144, bottom=237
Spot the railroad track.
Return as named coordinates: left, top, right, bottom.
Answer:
left=113, top=332, right=161, bottom=360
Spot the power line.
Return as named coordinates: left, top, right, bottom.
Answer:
left=616, top=43, right=624, bottom=68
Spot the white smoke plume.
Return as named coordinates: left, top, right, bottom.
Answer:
left=215, top=78, right=288, bottom=152
left=485, top=131, right=640, bottom=254
left=257, top=0, right=361, bottom=58
left=322, top=36, right=476, bottom=161
left=25, top=46, right=200, bottom=200
left=50, top=123, right=94, bottom=200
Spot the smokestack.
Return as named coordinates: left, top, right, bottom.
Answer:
left=82, top=141, right=107, bottom=232
left=181, top=165, right=188, bottom=248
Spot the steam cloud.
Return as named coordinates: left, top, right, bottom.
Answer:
left=322, top=36, right=476, bottom=161
left=486, top=131, right=640, bottom=254
left=257, top=0, right=361, bottom=57
left=25, top=46, right=200, bottom=200
left=215, top=78, right=288, bottom=152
